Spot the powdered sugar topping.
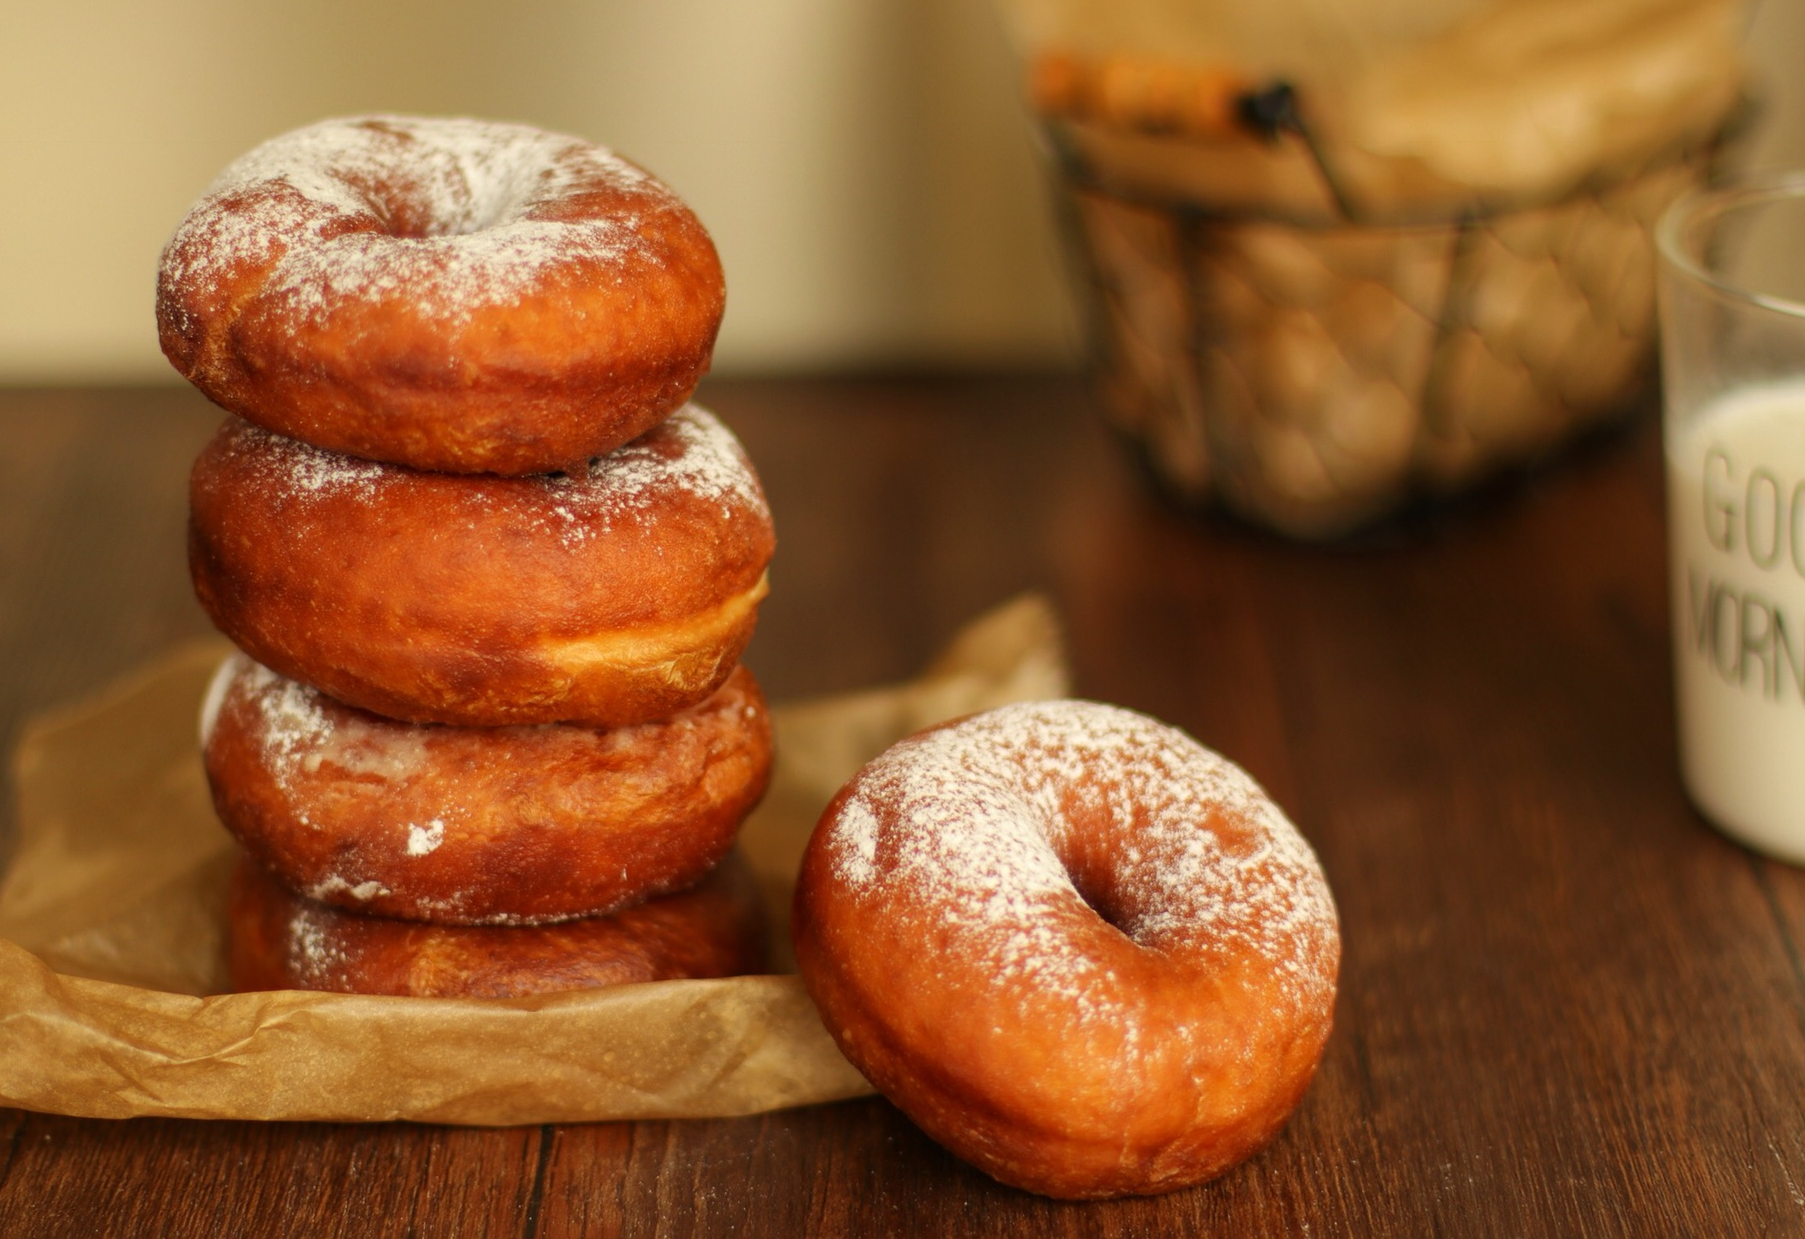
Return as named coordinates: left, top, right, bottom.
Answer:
left=286, top=900, right=352, bottom=986
left=307, top=874, right=390, bottom=903
left=217, top=655, right=433, bottom=803
left=823, top=701, right=1338, bottom=1019
left=210, top=422, right=387, bottom=505
left=535, top=403, right=766, bottom=532
left=160, top=114, right=674, bottom=328
left=213, top=404, right=766, bottom=540
left=406, top=820, right=447, bottom=856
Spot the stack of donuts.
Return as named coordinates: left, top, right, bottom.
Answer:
left=155, top=116, right=776, bottom=999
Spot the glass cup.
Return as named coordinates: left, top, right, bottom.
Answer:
left=1659, top=174, right=1805, bottom=861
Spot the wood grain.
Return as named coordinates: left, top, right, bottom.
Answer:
left=2, top=378, right=1804, bottom=1236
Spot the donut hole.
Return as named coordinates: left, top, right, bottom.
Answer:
left=374, top=192, right=438, bottom=240
left=331, top=118, right=554, bottom=240
left=1050, top=797, right=1189, bottom=951
left=370, top=174, right=539, bottom=241
left=452, top=162, right=552, bottom=235
left=1051, top=815, right=1142, bottom=942
left=1065, top=861, right=1137, bottom=938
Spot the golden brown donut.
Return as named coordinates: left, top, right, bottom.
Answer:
left=189, top=405, right=774, bottom=728
left=157, top=115, right=725, bottom=476
left=202, top=653, right=773, bottom=925
left=227, top=850, right=768, bottom=998
left=792, top=701, right=1340, bottom=1200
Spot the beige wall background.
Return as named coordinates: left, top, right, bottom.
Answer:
left=0, top=1, right=1798, bottom=382
left=0, top=0, right=1072, bottom=380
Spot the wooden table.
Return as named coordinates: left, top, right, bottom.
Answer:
left=1, top=376, right=1802, bottom=1236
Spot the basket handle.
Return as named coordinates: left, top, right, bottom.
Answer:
left=1029, top=52, right=1360, bottom=220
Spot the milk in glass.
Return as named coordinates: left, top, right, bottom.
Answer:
left=1669, top=376, right=1805, bottom=858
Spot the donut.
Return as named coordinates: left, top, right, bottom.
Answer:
left=188, top=404, right=774, bottom=728
left=791, top=701, right=1339, bottom=1200
left=157, top=115, right=725, bottom=476
left=202, top=654, right=773, bottom=925
left=227, top=850, right=768, bottom=998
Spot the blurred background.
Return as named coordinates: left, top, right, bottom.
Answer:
left=0, top=0, right=1799, bottom=384
left=0, top=0, right=1070, bottom=382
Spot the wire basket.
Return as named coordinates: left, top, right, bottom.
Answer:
left=1047, top=117, right=1723, bottom=537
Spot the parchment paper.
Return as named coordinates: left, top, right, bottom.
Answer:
left=0, top=594, right=1069, bottom=1123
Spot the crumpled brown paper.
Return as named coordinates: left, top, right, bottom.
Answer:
left=0, top=594, right=1069, bottom=1123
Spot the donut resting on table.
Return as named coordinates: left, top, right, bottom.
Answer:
left=792, top=700, right=1340, bottom=1200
